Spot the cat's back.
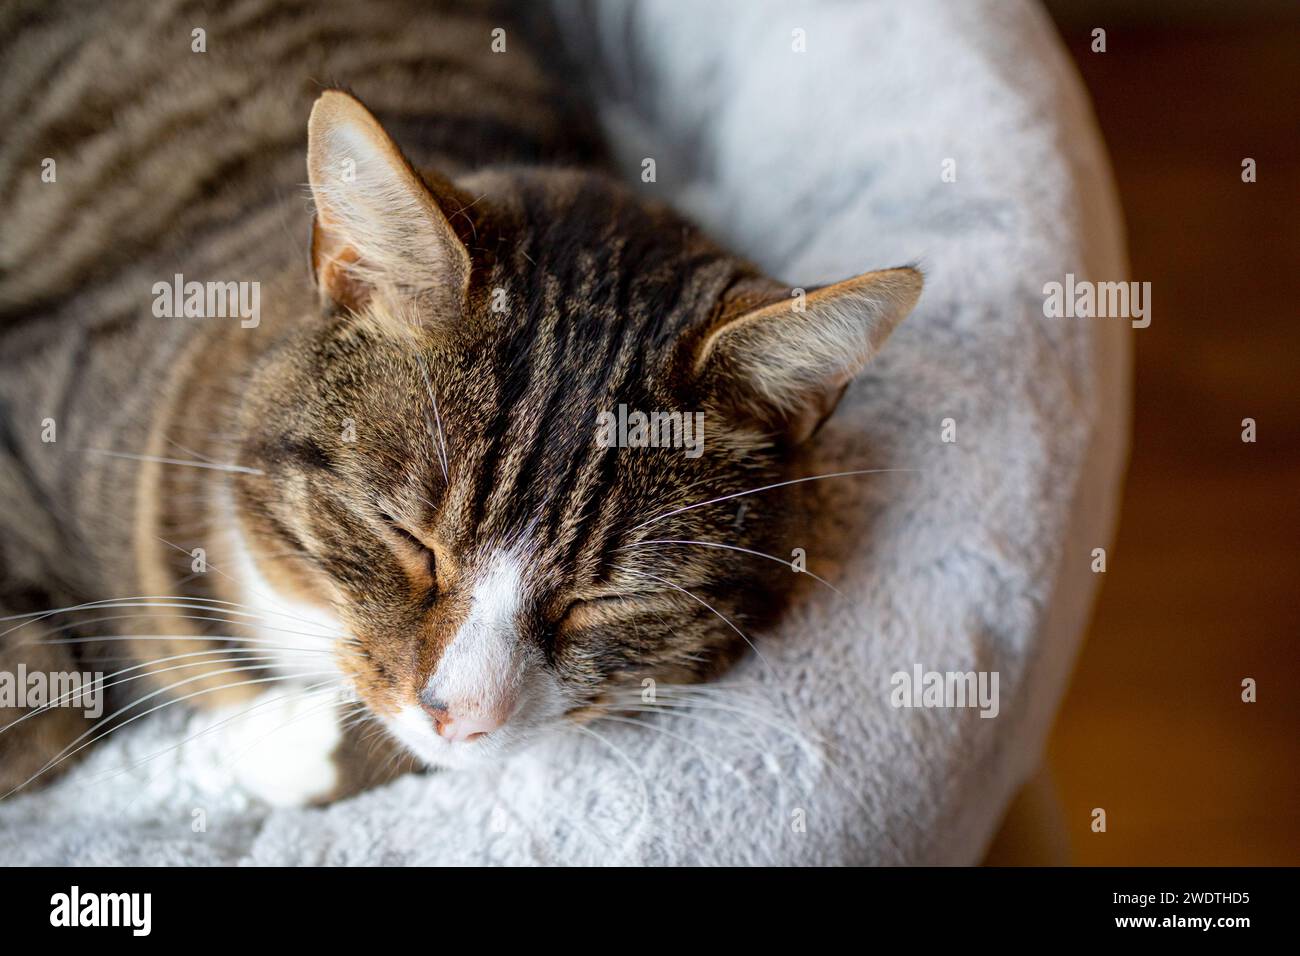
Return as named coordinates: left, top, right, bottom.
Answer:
left=0, top=0, right=603, bottom=325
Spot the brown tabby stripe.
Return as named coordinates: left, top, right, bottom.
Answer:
left=0, top=0, right=603, bottom=323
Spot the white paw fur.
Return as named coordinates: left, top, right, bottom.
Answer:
left=208, top=689, right=342, bottom=807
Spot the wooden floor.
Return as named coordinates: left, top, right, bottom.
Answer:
left=989, top=20, right=1300, bottom=865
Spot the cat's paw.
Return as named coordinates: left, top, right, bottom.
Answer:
left=209, top=689, right=342, bottom=807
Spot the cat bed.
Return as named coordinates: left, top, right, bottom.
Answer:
left=0, top=0, right=1130, bottom=864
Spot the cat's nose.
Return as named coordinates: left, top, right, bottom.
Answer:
left=420, top=698, right=505, bottom=742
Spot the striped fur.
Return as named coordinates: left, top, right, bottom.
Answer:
left=0, top=0, right=920, bottom=796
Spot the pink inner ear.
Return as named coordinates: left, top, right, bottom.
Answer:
left=310, top=215, right=369, bottom=311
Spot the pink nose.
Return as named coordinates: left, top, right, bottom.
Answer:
left=421, top=701, right=505, bottom=742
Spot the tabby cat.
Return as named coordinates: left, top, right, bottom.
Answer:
left=0, top=0, right=920, bottom=801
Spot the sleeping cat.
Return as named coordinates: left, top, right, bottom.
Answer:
left=0, top=0, right=920, bottom=801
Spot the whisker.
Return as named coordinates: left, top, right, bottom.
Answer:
left=588, top=709, right=794, bottom=829
left=81, top=448, right=263, bottom=475
left=37, top=633, right=352, bottom=650
left=2, top=600, right=344, bottom=641
left=638, top=693, right=878, bottom=809
left=0, top=593, right=343, bottom=636
left=610, top=564, right=774, bottom=674
left=591, top=712, right=750, bottom=778
left=162, top=434, right=219, bottom=465
left=1, top=668, right=339, bottom=799
left=569, top=723, right=651, bottom=854
left=631, top=467, right=919, bottom=531
left=0, top=647, right=334, bottom=736
left=154, top=535, right=340, bottom=632
left=606, top=692, right=826, bottom=753
left=212, top=686, right=342, bottom=777
left=22, top=609, right=344, bottom=644
left=418, top=359, right=450, bottom=483
left=593, top=691, right=874, bottom=818
left=101, top=682, right=343, bottom=799
left=619, top=538, right=844, bottom=596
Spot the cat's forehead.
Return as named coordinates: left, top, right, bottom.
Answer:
left=458, top=169, right=736, bottom=321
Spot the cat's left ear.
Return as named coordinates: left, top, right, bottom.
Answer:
left=307, top=90, right=470, bottom=314
left=691, top=267, right=922, bottom=444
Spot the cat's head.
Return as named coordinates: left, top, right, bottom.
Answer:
left=230, top=91, right=920, bottom=768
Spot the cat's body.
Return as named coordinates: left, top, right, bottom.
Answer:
left=2, top=0, right=606, bottom=794
left=0, top=0, right=920, bottom=800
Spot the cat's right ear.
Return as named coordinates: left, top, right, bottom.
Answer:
left=307, top=90, right=470, bottom=314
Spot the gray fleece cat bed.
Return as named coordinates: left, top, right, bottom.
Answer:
left=0, top=0, right=1129, bottom=864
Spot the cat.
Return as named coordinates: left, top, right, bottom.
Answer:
left=0, top=0, right=920, bottom=802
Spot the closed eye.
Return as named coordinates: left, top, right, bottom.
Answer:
left=379, top=513, right=437, bottom=579
left=558, top=592, right=663, bottom=630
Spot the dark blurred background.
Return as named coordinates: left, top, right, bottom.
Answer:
left=987, top=0, right=1300, bottom=865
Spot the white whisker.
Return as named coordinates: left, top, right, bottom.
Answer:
left=0, top=647, right=334, bottom=737
left=418, top=359, right=450, bottom=483
left=2, top=600, right=343, bottom=641
left=82, top=448, right=263, bottom=475
left=632, top=467, right=918, bottom=531
left=1, top=669, right=338, bottom=799
left=611, top=564, right=774, bottom=674
left=0, top=594, right=343, bottom=636
left=621, top=538, right=844, bottom=596
left=103, top=682, right=343, bottom=800
left=569, top=723, right=651, bottom=855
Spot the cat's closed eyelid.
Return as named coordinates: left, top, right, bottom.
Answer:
left=387, top=521, right=428, bottom=551
left=557, top=592, right=665, bottom=630
left=377, top=512, right=441, bottom=579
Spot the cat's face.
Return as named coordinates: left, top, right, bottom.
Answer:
left=230, top=92, right=920, bottom=768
